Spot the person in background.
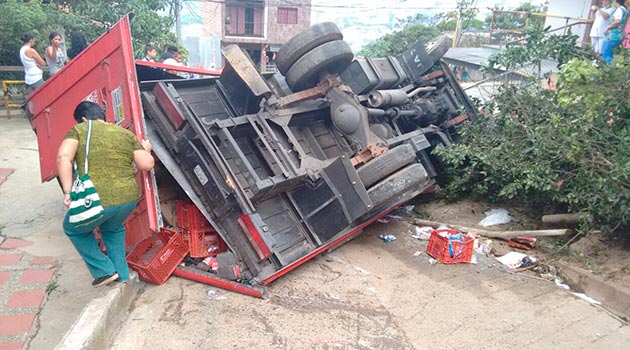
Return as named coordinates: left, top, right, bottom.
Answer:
left=590, top=0, right=615, bottom=54
left=56, top=101, right=154, bottom=287
left=143, top=44, right=157, bottom=62
left=161, top=45, right=184, bottom=75
left=67, top=31, right=88, bottom=60
left=601, top=0, right=628, bottom=63
left=19, top=33, right=46, bottom=92
left=45, top=32, right=67, bottom=75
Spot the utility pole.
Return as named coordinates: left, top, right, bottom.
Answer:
left=174, top=0, right=182, bottom=45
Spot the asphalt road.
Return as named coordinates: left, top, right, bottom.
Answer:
left=109, top=218, right=629, bottom=350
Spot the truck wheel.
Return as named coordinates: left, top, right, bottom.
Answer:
left=367, top=163, right=428, bottom=208
left=426, top=35, right=451, bottom=64
left=285, top=40, right=354, bottom=91
left=276, top=22, right=343, bottom=76
left=357, top=143, right=417, bottom=189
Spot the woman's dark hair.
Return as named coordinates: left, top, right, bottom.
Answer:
left=615, top=0, right=625, bottom=6
left=73, top=101, right=105, bottom=123
left=49, top=32, right=62, bottom=42
left=21, top=33, right=34, bottom=44
left=68, top=31, right=88, bottom=59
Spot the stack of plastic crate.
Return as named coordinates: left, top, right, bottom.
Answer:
left=176, top=200, right=227, bottom=258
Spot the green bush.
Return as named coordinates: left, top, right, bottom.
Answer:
left=436, top=55, right=630, bottom=233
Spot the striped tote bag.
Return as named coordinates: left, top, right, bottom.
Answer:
left=68, top=120, right=104, bottom=227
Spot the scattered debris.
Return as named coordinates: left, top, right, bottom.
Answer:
left=508, top=237, right=537, bottom=250
left=411, top=226, right=433, bottom=240
left=393, top=205, right=415, bottom=214
left=207, top=288, right=227, bottom=300
left=572, top=292, right=602, bottom=305
left=413, top=251, right=423, bottom=257
left=479, top=208, right=512, bottom=227
left=377, top=217, right=392, bottom=224
left=475, top=238, right=494, bottom=256
left=378, top=234, right=397, bottom=243
left=413, top=218, right=570, bottom=240
left=428, top=258, right=437, bottom=265
left=554, top=277, right=571, bottom=290
left=496, top=252, right=536, bottom=269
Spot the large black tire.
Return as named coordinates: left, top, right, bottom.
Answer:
left=276, top=22, right=343, bottom=76
left=367, top=163, right=428, bottom=208
left=426, top=35, right=451, bottom=64
left=285, top=40, right=354, bottom=91
left=357, top=143, right=417, bottom=189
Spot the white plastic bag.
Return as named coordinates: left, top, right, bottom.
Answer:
left=479, top=208, right=512, bottom=227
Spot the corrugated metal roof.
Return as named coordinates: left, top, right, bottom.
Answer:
left=442, top=46, right=560, bottom=78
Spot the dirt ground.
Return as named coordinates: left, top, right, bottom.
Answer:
left=412, top=196, right=630, bottom=300
left=110, top=199, right=629, bottom=350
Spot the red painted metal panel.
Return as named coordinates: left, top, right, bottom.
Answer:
left=135, top=60, right=222, bottom=76
left=27, top=15, right=157, bottom=247
left=237, top=214, right=272, bottom=260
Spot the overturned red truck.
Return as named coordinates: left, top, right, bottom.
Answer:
left=27, top=15, right=475, bottom=294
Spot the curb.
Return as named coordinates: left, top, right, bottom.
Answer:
left=557, top=261, right=630, bottom=321
left=53, top=272, right=140, bottom=350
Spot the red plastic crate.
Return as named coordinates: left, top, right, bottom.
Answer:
left=176, top=200, right=211, bottom=230
left=182, top=228, right=228, bottom=258
left=426, top=229, right=474, bottom=264
left=126, top=229, right=189, bottom=285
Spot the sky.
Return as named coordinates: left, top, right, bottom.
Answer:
left=310, top=0, right=542, bottom=51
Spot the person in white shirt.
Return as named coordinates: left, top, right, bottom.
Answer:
left=19, top=33, right=46, bottom=92
left=590, top=0, right=616, bottom=53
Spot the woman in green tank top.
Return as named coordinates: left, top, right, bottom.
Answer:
left=57, top=101, right=154, bottom=287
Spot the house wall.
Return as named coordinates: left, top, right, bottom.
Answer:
left=267, top=2, right=312, bottom=45
left=202, top=1, right=223, bottom=37
left=545, top=0, right=596, bottom=44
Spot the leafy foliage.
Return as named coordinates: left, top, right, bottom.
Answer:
left=358, top=23, right=441, bottom=57
left=436, top=55, right=630, bottom=233
left=0, top=0, right=177, bottom=74
left=485, top=24, right=594, bottom=76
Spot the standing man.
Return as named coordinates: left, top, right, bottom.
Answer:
left=590, top=0, right=615, bottom=54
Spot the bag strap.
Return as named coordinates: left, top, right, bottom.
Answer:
left=84, top=120, right=93, bottom=175
left=73, top=121, right=94, bottom=177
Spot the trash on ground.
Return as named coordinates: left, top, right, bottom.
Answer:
left=572, top=292, right=601, bottom=305
left=413, top=251, right=422, bottom=257
left=470, top=254, right=478, bottom=264
left=475, top=238, right=493, bottom=256
left=496, top=251, right=533, bottom=269
left=377, top=217, right=392, bottom=224
left=384, top=214, right=403, bottom=220
left=554, top=277, right=571, bottom=289
left=508, top=237, right=537, bottom=250
left=207, top=288, right=227, bottom=300
left=411, top=226, right=433, bottom=240
left=428, top=258, right=437, bottom=265
left=393, top=205, right=415, bottom=214
left=426, top=229, right=474, bottom=264
left=378, top=234, right=397, bottom=243
left=479, top=208, right=512, bottom=227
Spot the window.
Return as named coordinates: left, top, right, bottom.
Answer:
left=226, top=5, right=264, bottom=37
left=277, top=7, right=298, bottom=24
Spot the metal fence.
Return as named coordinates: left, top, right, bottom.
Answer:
left=488, top=10, right=592, bottom=46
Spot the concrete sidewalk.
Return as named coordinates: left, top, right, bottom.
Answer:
left=0, top=113, right=129, bottom=349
